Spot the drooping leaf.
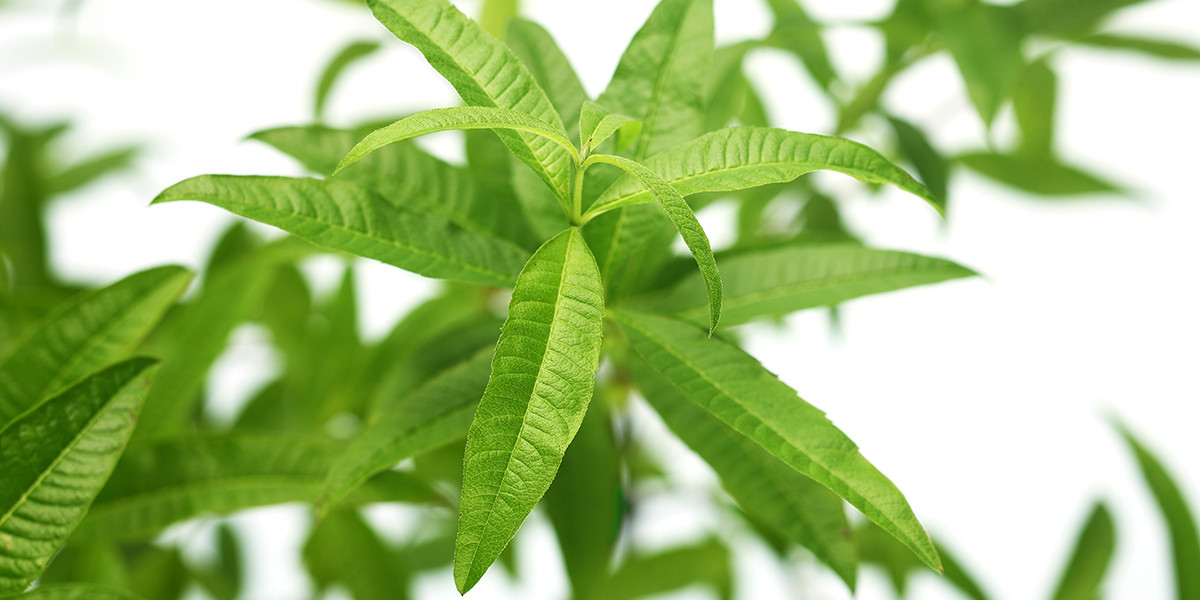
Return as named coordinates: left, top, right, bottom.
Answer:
left=14, top=584, right=147, bottom=600
left=630, top=359, right=856, bottom=588
left=599, top=538, right=733, bottom=600
left=454, top=228, right=605, bottom=593
left=544, top=399, right=623, bottom=599
left=887, top=116, right=949, bottom=207
left=72, top=432, right=440, bottom=543
left=591, top=127, right=943, bottom=215
left=335, top=107, right=578, bottom=177
left=314, top=40, right=382, bottom=121
left=579, top=102, right=642, bottom=155
left=1050, top=502, right=1116, bottom=600
left=598, top=0, right=713, bottom=160
left=612, top=310, right=940, bottom=571
left=937, top=2, right=1025, bottom=126
left=1013, top=59, right=1058, bottom=156
left=305, top=509, right=410, bottom=600
left=0, top=266, right=191, bottom=428
left=154, top=175, right=529, bottom=287
left=648, top=242, right=975, bottom=327
left=959, top=152, right=1121, bottom=196
left=0, top=359, right=159, bottom=595
left=1075, top=34, right=1200, bottom=61
left=320, top=348, right=493, bottom=516
left=506, top=18, right=588, bottom=142
left=586, top=153, right=722, bottom=332
left=367, top=0, right=574, bottom=200
left=1117, top=423, right=1200, bottom=600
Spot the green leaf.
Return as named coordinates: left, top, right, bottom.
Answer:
left=544, top=399, right=623, bottom=599
left=314, top=40, right=382, bottom=121
left=937, top=3, right=1025, bottom=126
left=612, top=310, right=940, bottom=572
left=479, top=0, right=519, bottom=38
left=454, top=228, right=605, bottom=593
left=305, top=509, right=410, bottom=600
left=1013, top=60, right=1058, bottom=156
left=649, top=242, right=975, bottom=327
left=579, top=101, right=642, bottom=154
left=14, top=584, right=147, bottom=600
left=585, top=153, right=722, bottom=333
left=0, top=358, right=159, bottom=595
left=320, top=348, right=493, bottom=516
left=335, top=107, right=578, bottom=176
left=48, top=146, right=140, bottom=196
left=1016, top=0, right=1155, bottom=35
left=630, top=359, right=856, bottom=588
left=704, top=41, right=759, bottom=132
left=366, top=0, right=573, bottom=200
left=599, top=538, right=733, bottom=600
left=1075, top=33, right=1200, bottom=61
left=598, top=0, right=713, bottom=160
left=154, top=175, right=529, bottom=287
left=506, top=19, right=588, bottom=143
left=72, top=432, right=439, bottom=543
left=959, top=152, right=1121, bottom=196
left=887, top=116, right=949, bottom=207
left=763, top=0, right=837, bottom=92
left=1050, top=502, right=1116, bottom=600
left=1117, top=422, right=1200, bottom=600
left=0, top=266, right=191, bottom=428
left=591, top=127, right=943, bottom=215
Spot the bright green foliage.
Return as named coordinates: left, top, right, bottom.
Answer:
left=613, top=309, right=941, bottom=572
left=1050, top=502, right=1116, bottom=600
left=506, top=19, right=588, bottom=142
left=0, top=359, right=159, bottom=595
left=314, top=40, right=381, bottom=121
left=14, top=584, right=147, bottom=599
left=305, top=509, right=410, bottom=600
left=887, top=116, right=949, bottom=206
left=0, top=266, right=190, bottom=428
left=631, top=360, right=857, bottom=587
left=154, top=175, right=529, bottom=287
left=454, top=228, right=605, bottom=593
left=590, top=127, right=943, bottom=214
left=1118, top=423, right=1200, bottom=600
left=1076, top=34, right=1200, bottom=60
left=1013, top=60, right=1058, bottom=156
left=366, top=0, right=574, bottom=200
left=599, top=538, right=734, bottom=600
left=579, top=101, right=642, bottom=154
left=959, top=153, right=1120, bottom=196
left=649, top=242, right=975, bottom=327
left=936, top=3, right=1025, bottom=126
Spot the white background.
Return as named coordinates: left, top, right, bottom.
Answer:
left=2, top=0, right=1199, bottom=598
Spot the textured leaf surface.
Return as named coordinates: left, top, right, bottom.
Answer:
left=336, top=107, right=577, bottom=175
left=1118, top=424, right=1200, bottom=600
left=593, top=127, right=942, bottom=214
left=613, top=310, right=940, bottom=571
left=367, top=0, right=573, bottom=199
left=1051, top=503, right=1116, bottom=600
left=154, top=175, right=529, bottom=287
left=0, top=359, right=158, bottom=595
left=651, top=243, right=975, bottom=326
left=506, top=19, right=588, bottom=142
left=454, top=228, right=605, bottom=593
left=587, top=153, right=721, bottom=332
left=579, top=101, right=642, bottom=154
left=0, top=266, right=190, bottom=428
left=959, top=152, right=1121, bottom=196
left=631, top=360, right=856, bottom=587
left=320, top=348, right=493, bottom=515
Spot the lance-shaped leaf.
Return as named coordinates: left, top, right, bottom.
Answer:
left=0, top=266, right=191, bottom=428
left=320, top=348, right=493, bottom=516
left=454, top=228, right=605, bottom=593
left=366, top=0, right=574, bottom=200
left=305, top=509, right=411, bottom=600
left=1016, top=0, right=1156, bottom=35
left=630, top=359, right=856, bottom=588
left=1076, top=34, right=1200, bottom=61
left=937, top=2, right=1025, bottom=127
left=591, top=127, right=943, bottom=215
left=72, top=432, right=441, bottom=543
left=647, top=243, right=975, bottom=327
left=1117, top=423, right=1200, bottom=600
left=314, top=40, right=382, bottom=121
left=598, top=0, right=713, bottom=160
left=887, top=116, right=949, bottom=206
left=586, top=153, right=721, bottom=332
left=579, top=102, right=642, bottom=155
left=959, top=152, right=1121, bottom=196
left=0, top=358, right=159, bottom=595
left=1050, top=502, right=1116, bottom=600
left=506, top=19, right=588, bottom=143
left=16, top=584, right=147, bottom=599
left=763, top=0, right=836, bottom=92
left=599, top=538, right=733, bottom=600
left=335, top=107, right=578, bottom=176
left=612, top=310, right=940, bottom=571
left=154, top=175, right=529, bottom=287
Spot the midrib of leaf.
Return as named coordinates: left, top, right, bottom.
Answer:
left=0, top=374, right=144, bottom=529
left=672, top=261, right=965, bottom=320
left=633, top=7, right=691, bottom=160
left=458, top=229, right=578, bottom=577
left=614, top=313, right=914, bottom=543
left=201, top=190, right=520, bottom=284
